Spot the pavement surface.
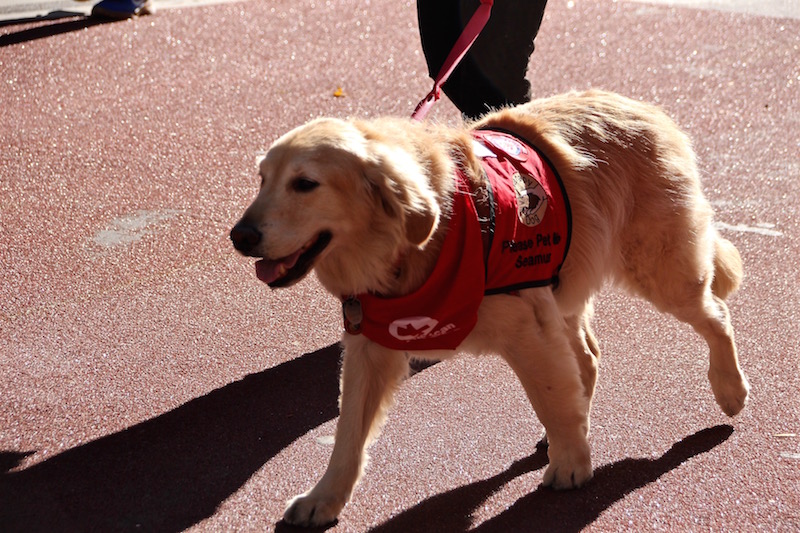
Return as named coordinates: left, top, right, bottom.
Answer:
left=1, top=0, right=799, bottom=531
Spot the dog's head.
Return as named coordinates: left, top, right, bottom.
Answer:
left=230, top=118, right=442, bottom=294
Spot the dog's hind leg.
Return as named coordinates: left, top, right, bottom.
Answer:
left=687, top=292, right=750, bottom=416
left=283, top=336, right=409, bottom=527
left=478, top=292, right=594, bottom=490
left=568, top=308, right=601, bottom=406
left=574, top=300, right=601, bottom=397
left=584, top=313, right=601, bottom=360
left=660, top=286, right=749, bottom=417
left=619, top=222, right=749, bottom=416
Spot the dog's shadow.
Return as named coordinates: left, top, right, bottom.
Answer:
left=368, top=424, right=734, bottom=533
left=0, top=344, right=343, bottom=532
left=0, top=345, right=734, bottom=533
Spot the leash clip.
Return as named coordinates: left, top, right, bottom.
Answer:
left=411, top=86, right=441, bottom=121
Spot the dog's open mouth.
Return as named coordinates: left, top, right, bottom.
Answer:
left=255, top=231, right=332, bottom=288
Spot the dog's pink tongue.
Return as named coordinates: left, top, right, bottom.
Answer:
left=255, top=249, right=303, bottom=284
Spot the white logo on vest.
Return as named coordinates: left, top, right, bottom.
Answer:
left=389, top=317, right=457, bottom=342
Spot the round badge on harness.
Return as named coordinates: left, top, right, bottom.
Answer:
left=483, top=133, right=529, bottom=161
left=513, top=172, right=547, bottom=226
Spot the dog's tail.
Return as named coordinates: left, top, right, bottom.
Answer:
left=711, top=235, right=743, bottom=300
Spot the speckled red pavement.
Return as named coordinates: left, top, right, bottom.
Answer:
left=1, top=0, right=798, bottom=531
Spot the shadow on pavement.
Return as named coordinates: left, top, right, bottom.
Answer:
left=0, top=13, right=109, bottom=47
left=0, top=344, right=342, bottom=532
left=370, top=424, right=734, bottom=533
left=0, top=345, right=734, bottom=533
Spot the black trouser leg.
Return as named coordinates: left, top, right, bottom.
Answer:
left=417, top=0, right=548, bottom=119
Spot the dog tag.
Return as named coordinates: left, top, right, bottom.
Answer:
left=343, top=297, right=363, bottom=334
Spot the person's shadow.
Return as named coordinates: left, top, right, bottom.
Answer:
left=0, top=13, right=113, bottom=48
left=368, top=424, right=734, bottom=533
left=0, top=344, right=343, bottom=532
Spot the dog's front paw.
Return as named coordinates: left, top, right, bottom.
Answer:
left=541, top=443, right=593, bottom=490
left=283, top=491, right=342, bottom=528
left=709, top=368, right=750, bottom=417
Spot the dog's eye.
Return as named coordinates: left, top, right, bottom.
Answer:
left=291, top=177, right=320, bottom=193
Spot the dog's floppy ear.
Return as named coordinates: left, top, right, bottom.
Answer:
left=362, top=142, right=440, bottom=248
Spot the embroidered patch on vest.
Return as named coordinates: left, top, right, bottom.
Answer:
left=513, top=172, right=548, bottom=227
left=482, top=132, right=529, bottom=161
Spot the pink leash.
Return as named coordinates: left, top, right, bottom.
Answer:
left=411, top=0, right=494, bottom=121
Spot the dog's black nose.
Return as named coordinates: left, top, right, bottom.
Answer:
left=230, top=223, right=262, bottom=254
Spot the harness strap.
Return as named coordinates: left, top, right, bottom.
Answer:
left=468, top=171, right=496, bottom=272
left=411, top=0, right=494, bottom=121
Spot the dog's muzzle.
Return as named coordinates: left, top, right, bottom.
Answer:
left=230, top=222, right=333, bottom=288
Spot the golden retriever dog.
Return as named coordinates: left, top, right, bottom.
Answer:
left=230, top=90, right=750, bottom=527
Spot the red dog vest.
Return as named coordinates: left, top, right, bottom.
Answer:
left=343, top=129, right=571, bottom=351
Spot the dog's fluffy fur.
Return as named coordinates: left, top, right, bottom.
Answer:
left=231, top=90, right=750, bottom=527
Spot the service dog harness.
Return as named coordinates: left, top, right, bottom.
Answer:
left=343, top=129, right=572, bottom=351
